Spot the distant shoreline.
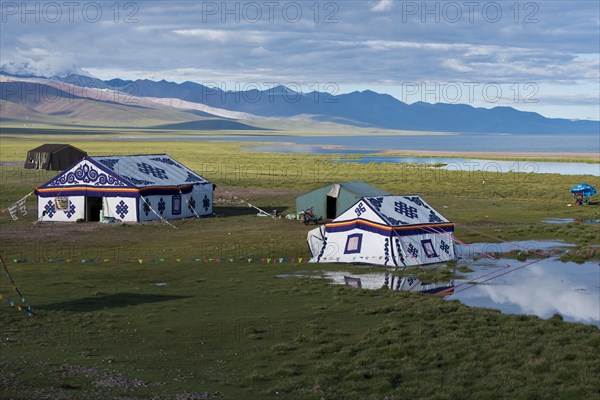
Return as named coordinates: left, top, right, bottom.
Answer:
left=379, top=149, right=600, bottom=160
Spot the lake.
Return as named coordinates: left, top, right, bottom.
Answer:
left=335, top=157, right=600, bottom=176
left=122, top=133, right=600, bottom=154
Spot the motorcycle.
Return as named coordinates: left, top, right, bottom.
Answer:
left=299, top=207, right=321, bottom=225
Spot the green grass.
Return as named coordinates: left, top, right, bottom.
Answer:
left=1, top=263, right=599, bottom=399
left=0, top=134, right=599, bottom=399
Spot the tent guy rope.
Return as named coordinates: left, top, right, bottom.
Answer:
left=0, top=254, right=37, bottom=316
left=218, top=187, right=277, bottom=219
left=140, top=195, right=177, bottom=229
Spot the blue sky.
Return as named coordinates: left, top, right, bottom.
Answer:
left=1, top=0, right=599, bottom=120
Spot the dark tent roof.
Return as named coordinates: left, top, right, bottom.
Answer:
left=24, top=144, right=87, bottom=171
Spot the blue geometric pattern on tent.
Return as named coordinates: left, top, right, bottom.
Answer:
left=367, top=197, right=384, bottom=212
left=188, top=196, right=196, bottom=213
left=440, top=240, right=450, bottom=254
left=384, top=238, right=390, bottom=265
left=143, top=199, right=151, bottom=216
left=115, top=200, right=129, bottom=218
left=403, top=196, right=431, bottom=209
left=158, top=198, right=166, bottom=215
left=407, top=243, right=419, bottom=258
left=137, top=163, right=168, bottom=180
left=428, top=210, right=443, bottom=223
left=381, top=215, right=408, bottom=226
left=344, top=233, right=363, bottom=254
left=185, top=172, right=203, bottom=183
left=150, top=157, right=183, bottom=169
left=202, top=194, right=211, bottom=211
left=64, top=202, right=76, bottom=219
left=421, top=239, right=438, bottom=258
left=44, top=200, right=56, bottom=218
left=395, top=238, right=406, bottom=265
left=123, top=175, right=154, bottom=186
left=394, top=201, right=419, bottom=219
left=354, top=202, right=367, bottom=216
left=98, top=159, right=119, bottom=170
left=48, top=163, right=128, bottom=187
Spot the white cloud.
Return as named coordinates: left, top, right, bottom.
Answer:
left=457, top=262, right=600, bottom=325
left=0, top=47, right=79, bottom=77
left=371, top=0, right=393, bottom=12
left=443, top=58, right=474, bottom=73
left=249, top=47, right=274, bottom=57
left=172, top=29, right=231, bottom=42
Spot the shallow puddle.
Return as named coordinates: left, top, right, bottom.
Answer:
left=542, top=218, right=599, bottom=224
left=279, top=241, right=599, bottom=327
left=449, top=258, right=599, bottom=327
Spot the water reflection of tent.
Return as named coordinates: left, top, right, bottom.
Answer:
left=570, top=183, right=597, bottom=205
left=344, top=274, right=454, bottom=294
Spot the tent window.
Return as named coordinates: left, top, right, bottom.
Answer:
left=55, top=197, right=69, bottom=210
left=344, top=233, right=363, bottom=254
left=421, top=239, right=438, bottom=258
left=172, top=195, right=181, bottom=215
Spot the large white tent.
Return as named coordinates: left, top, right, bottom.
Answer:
left=35, top=154, right=213, bottom=222
left=307, top=195, right=455, bottom=267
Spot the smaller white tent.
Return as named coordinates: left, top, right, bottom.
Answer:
left=307, top=195, right=455, bottom=267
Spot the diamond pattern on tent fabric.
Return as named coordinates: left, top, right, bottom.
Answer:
left=44, top=200, right=56, bottom=218
left=98, top=159, right=119, bottom=170
left=428, top=210, right=443, bottom=223
left=202, top=195, right=210, bottom=211
left=64, top=202, right=76, bottom=219
left=354, top=202, right=366, bottom=216
left=407, top=243, right=419, bottom=258
left=440, top=240, right=450, bottom=254
left=188, top=196, right=196, bottom=213
left=185, top=172, right=203, bottom=183
left=149, top=157, right=183, bottom=168
left=123, top=175, right=154, bottom=186
left=137, top=163, right=168, bottom=180
left=394, top=201, right=418, bottom=219
left=158, top=198, right=166, bottom=215
left=115, top=200, right=129, bottom=218
left=143, top=199, right=151, bottom=216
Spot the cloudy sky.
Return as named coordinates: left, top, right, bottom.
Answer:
left=1, top=0, right=599, bottom=120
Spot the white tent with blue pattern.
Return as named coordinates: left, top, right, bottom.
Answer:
left=307, top=195, right=455, bottom=267
left=35, top=154, right=213, bottom=222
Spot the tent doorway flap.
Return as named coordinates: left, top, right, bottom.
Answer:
left=86, top=197, right=103, bottom=222
left=326, top=196, right=337, bottom=219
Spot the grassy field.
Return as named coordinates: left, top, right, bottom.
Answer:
left=0, top=135, right=599, bottom=399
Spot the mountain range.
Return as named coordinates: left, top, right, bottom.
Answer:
left=1, top=70, right=598, bottom=135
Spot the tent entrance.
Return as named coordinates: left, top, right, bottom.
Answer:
left=326, top=195, right=337, bottom=219
left=86, top=197, right=103, bottom=222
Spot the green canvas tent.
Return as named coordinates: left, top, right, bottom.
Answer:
left=296, top=181, right=389, bottom=220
